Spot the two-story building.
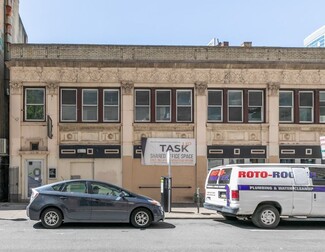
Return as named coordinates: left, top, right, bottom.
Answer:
left=6, top=44, right=325, bottom=203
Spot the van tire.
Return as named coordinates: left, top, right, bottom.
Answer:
left=252, top=205, right=280, bottom=229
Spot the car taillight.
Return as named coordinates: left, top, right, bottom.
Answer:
left=30, top=189, right=39, bottom=203
left=231, top=190, right=239, bottom=201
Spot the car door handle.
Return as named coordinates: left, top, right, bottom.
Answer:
left=314, top=193, right=317, bottom=200
left=60, top=196, right=68, bottom=200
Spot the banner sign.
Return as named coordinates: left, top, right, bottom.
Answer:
left=320, top=136, right=325, bottom=160
left=141, top=138, right=196, bottom=166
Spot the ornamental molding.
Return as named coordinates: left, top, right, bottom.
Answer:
left=195, top=82, right=208, bottom=96
left=46, top=82, right=59, bottom=96
left=121, top=81, right=134, bottom=95
left=9, top=81, right=23, bottom=95
left=267, top=82, right=280, bottom=96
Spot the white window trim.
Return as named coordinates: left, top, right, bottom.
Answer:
left=103, top=89, right=120, bottom=122
left=299, top=91, right=314, bottom=123
left=176, top=89, right=192, bottom=122
left=82, top=89, right=98, bottom=122
left=228, top=90, right=243, bottom=122
left=319, top=91, right=325, bottom=123
left=248, top=90, right=264, bottom=122
left=25, top=87, right=45, bottom=121
left=60, top=88, right=77, bottom=122
left=155, top=89, right=171, bottom=122
left=135, top=89, right=151, bottom=122
left=207, top=90, right=223, bottom=122
left=279, top=91, right=294, bottom=123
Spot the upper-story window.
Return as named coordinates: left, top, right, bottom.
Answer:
left=320, top=91, right=325, bottom=123
left=279, top=91, right=293, bottom=122
left=207, top=89, right=264, bottom=123
left=82, top=89, right=98, bottom=122
left=208, top=90, right=223, bottom=122
left=176, top=90, right=192, bottom=122
left=25, top=88, right=45, bottom=121
left=60, top=88, right=120, bottom=123
left=135, top=90, right=151, bottom=122
left=156, top=90, right=171, bottom=122
left=61, top=89, right=77, bottom=122
left=248, top=90, right=263, bottom=122
left=299, top=91, right=313, bottom=123
left=228, top=90, right=243, bottom=122
left=135, top=88, right=193, bottom=123
left=103, top=89, right=119, bottom=122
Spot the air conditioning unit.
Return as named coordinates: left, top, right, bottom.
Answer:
left=0, top=138, right=8, bottom=155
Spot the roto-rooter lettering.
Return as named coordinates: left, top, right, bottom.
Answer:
left=238, top=171, right=294, bottom=178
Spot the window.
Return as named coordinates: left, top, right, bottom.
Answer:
left=103, top=89, right=119, bottom=122
left=61, top=89, right=77, bottom=121
left=135, top=90, right=150, bottom=122
left=309, top=167, right=325, bottom=185
left=176, top=90, right=192, bottom=122
left=248, top=90, right=263, bottom=122
left=319, top=91, right=325, bottom=123
left=135, top=88, right=193, bottom=123
left=25, top=88, right=45, bottom=121
left=279, top=91, right=293, bottom=122
left=156, top=90, right=171, bottom=122
left=82, top=89, right=98, bottom=121
left=208, top=90, right=223, bottom=122
left=62, top=181, right=87, bottom=193
left=299, top=91, right=313, bottom=123
left=228, top=90, right=243, bottom=122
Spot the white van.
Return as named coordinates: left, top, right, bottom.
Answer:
left=204, top=163, right=325, bottom=228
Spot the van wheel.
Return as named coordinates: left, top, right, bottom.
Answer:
left=252, top=205, right=280, bottom=229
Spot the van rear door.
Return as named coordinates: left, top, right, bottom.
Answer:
left=205, top=168, right=232, bottom=207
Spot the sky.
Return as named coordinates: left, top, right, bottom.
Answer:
left=19, top=0, right=325, bottom=47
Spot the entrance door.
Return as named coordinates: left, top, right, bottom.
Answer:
left=26, top=160, right=43, bottom=197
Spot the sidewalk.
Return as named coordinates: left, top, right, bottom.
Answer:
left=0, top=202, right=222, bottom=220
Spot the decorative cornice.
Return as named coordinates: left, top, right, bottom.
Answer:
left=121, top=81, right=134, bottom=95
left=195, top=82, right=208, bottom=96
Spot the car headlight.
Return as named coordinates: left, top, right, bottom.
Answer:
left=148, top=199, right=161, bottom=206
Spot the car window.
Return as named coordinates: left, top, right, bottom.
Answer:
left=90, top=182, right=123, bottom=196
left=62, top=182, right=87, bottom=193
left=52, top=184, right=62, bottom=191
left=207, top=168, right=232, bottom=186
left=309, top=167, right=325, bottom=185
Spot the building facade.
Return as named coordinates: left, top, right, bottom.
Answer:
left=304, top=25, right=325, bottom=47
left=6, top=44, right=325, bottom=203
left=0, top=0, right=27, bottom=201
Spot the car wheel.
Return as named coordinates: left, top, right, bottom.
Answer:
left=41, top=207, right=63, bottom=229
left=130, top=208, right=152, bottom=228
left=252, top=205, right=280, bottom=229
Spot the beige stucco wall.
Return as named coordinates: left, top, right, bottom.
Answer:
left=7, top=44, right=325, bottom=202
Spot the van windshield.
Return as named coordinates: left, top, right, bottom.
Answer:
left=207, top=168, right=232, bottom=186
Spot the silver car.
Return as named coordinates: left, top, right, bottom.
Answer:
left=26, top=179, right=164, bottom=229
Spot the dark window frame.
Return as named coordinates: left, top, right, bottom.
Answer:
left=134, top=88, right=194, bottom=123
left=208, top=88, right=265, bottom=123
left=59, top=87, right=121, bottom=123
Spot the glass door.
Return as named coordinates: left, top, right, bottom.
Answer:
left=26, top=160, right=43, bottom=197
